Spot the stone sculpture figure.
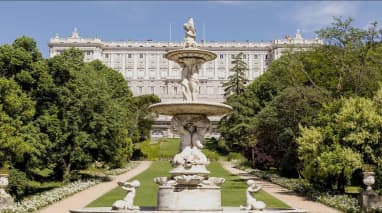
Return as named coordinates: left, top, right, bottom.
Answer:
left=112, top=180, right=140, bottom=210
left=240, top=179, right=266, bottom=211
left=172, top=115, right=210, bottom=151
left=180, top=60, right=200, bottom=101
left=171, top=115, right=211, bottom=168
left=183, top=17, right=197, bottom=48
left=0, top=175, right=13, bottom=207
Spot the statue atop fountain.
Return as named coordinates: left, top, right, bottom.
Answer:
left=184, top=17, right=197, bottom=48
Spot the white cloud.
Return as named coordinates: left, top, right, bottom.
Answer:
left=294, top=1, right=360, bottom=32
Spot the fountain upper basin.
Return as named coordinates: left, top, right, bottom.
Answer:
left=165, top=48, right=217, bottom=63
left=149, top=101, right=232, bottom=116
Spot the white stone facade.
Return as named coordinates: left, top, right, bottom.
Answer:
left=49, top=29, right=322, bottom=103
left=48, top=29, right=322, bottom=139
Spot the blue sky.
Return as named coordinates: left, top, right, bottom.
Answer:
left=1, top=1, right=382, bottom=58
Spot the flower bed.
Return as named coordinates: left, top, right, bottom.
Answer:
left=237, top=164, right=361, bottom=212
left=0, top=179, right=100, bottom=212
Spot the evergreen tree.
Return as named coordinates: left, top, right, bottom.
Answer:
left=223, top=52, right=249, bottom=97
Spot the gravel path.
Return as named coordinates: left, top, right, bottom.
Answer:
left=220, top=161, right=342, bottom=213
left=37, top=161, right=152, bottom=213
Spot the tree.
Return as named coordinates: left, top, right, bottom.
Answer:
left=130, top=94, right=160, bottom=142
left=253, top=86, right=327, bottom=176
left=0, top=77, right=36, bottom=166
left=223, top=52, right=249, bottom=97
left=316, top=17, right=382, bottom=97
left=297, top=96, right=382, bottom=192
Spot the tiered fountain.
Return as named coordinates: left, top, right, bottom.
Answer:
left=149, top=17, right=232, bottom=211
left=70, top=17, right=306, bottom=213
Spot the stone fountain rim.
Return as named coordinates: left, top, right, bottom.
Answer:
left=165, top=48, right=217, bottom=62
left=149, top=101, right=232, bottom=116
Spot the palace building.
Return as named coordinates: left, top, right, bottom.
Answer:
left=48, top=28, right=322, bottom=139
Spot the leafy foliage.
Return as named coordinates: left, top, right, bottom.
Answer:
left=297, top=96, right=382, bottom=192
left=0, top=37, right=157, bottom=198
left=217, top=17, right=382, bottom=194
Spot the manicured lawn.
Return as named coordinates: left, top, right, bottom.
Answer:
left=87, top=161, right=171, bottom=207
left=87, top=161, right=289, bottom=208
left=208, top=161, right=290, bottom=208
left=88, top=138, right=289, bottom=208
left=158, top=138, right=180, bottom=159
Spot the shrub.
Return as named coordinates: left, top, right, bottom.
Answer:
left=8, top=169, right=63, bottom=201
left=202, top=149, right=220, bottom=161
left=227, top=152, right=246, bottom=163
left=8, top=169, right=29, bottom=200
left=136, top=140, right=160, bottom=160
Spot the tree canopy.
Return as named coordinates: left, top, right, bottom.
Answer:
left=217, top=17, right=382, bottom=189
left=0, top=38, right=158, bottom=198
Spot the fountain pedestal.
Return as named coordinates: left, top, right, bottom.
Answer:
left=150, top=102, right=231, bottom=211
left=157, top=185, right=221, bottom=211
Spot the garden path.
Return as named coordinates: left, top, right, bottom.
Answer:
left=220, top=161, right=342, bottom=213
left=37, top=161, right=152, bottom=213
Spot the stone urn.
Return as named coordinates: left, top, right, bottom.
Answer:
left=0, top=174, right=13, bottom=207
left=363, top=172, right=376, bottom=191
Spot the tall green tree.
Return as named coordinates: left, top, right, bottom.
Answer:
left=316, top=17, right=382, bottom=97
left=223, top=52, right=249, bottom=97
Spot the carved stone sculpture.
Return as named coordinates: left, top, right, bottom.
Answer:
left=112, top=180, right=140, bottom=210
left=172, top=146, right=209, bottom=168
left=240, top=180, right=266, bottom=211
left=183, top=17, right=197, bottom=48
left=179, top=59, right=200, bottom=101
left=0, top=175, right=13, bottom=207
left=172, top=114, right=210, bottom=151
left=362, top=172, right=382, bottom=212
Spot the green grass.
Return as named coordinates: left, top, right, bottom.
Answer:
left=88, top=138, right=289, bottom=208
left=207, top=161, right=290, bottom=208
left=158, top=138, right=180, bottom=159
left=87, top=161, right=289, bottom=208
left=87, top=161, right=171, bottom=207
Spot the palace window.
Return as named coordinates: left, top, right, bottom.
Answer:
left=254, top=54, right=258, bottom=59
left=243, top=54, right=246, bottom=59
left=104, top=53, right=109, bottom=58
left=174, top=87, right=178, bottom=94
left=220, top=54, right=224, bottom=59
left=128, top=53, right=132, bottom=58
left=138, top=86, right=143, bottom=93
left=139, top=53, right=144, bottom=58
left=265, top=55, right=268, bottom=59
left=150, top=86, right=154, bottom=94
